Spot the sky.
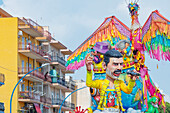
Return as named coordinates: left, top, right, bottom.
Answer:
left=0, top=0, right=170, bottom=101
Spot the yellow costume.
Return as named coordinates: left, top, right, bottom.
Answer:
left=86, top=70, right=135, bottom=112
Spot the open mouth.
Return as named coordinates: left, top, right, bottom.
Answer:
left=113, top=70, right=121, bottom=76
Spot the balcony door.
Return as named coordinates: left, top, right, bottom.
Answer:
left=22, top=60, right=24, bottom=73
left=22, top=37, right=25, bottom=50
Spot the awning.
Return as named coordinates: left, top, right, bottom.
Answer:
left=34, top=103, right=42, bottom=113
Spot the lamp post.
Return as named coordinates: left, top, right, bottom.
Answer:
left=10, top=63, right=49, bottom=113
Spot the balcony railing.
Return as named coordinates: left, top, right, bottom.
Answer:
left=52, top=99, right=75, bottom=109
left=51, top=56, right=66, bottom=66
left=52, top=98, right=62, bottom=105
left=19, top=91, right=41, bottom=102
left=18, top=42, right=45, bottom=57
left=44, top=74, right=52, bottom=83
left=50, top=76, right=76, bottom=91
left=19, top=17, right=44, bottom=35
left=44, top=30, right=52, bottom=41
left=46, top=97, right=52, bottom=105
left=43, top=51, right=52, bottom=61
left=40, top=96, right=52, bottom=104
left=71, top=103, right=75, bottom=110
left=51, top=76, right=66, bottom=86
left=18, top=67, right=45, bottom=80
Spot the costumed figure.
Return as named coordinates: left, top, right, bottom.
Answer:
left=88, top=42, right=110, bottom=113
left=86, top=50, right=138, bottom=113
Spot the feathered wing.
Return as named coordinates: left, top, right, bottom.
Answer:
left=142, top=10, right=170, bottom=61
left=66, top=16, right=131, bottom=70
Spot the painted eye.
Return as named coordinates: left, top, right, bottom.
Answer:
left=113, top=63, right=118, bottom=66
left=120, top=63, right=123, bottom=66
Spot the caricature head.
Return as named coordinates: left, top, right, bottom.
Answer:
left=104, top=50, right=123, bottom=79
left=116, top=40, right=130, bottom=55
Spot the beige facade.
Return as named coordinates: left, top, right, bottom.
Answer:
left=74, top=80, right=91, bottom=111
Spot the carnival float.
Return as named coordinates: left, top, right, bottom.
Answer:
left=65, top=0, right=169, bottom=113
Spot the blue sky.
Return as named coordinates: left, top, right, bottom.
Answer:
left=0, top=0, right=170, bottom=101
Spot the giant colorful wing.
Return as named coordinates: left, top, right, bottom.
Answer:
left=142, top=10, right=170, bottom=61
left=66, top=16, right=131, bottom=70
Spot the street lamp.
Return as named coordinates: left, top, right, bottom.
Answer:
left=10, top=63, right=50, bottom=113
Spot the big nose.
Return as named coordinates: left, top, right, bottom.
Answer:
left=117, top=64, right=121, bottom=70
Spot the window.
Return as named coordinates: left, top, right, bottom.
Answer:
left=22, top=37, right=25, bottom=50
left=26, top=62, right=28, bottom=72
left=29, top=86, right=32, bottom=92
left=29, top=64, right=32, bottom=69
left=26, top=86, right=29, bottom=91
left=57, top=93, right=59, bottom=99
left=21, top=84, right=25, bottom=91
left=22, top=60, right=24, bottom=73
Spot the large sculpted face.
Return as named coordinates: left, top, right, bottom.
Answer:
left=106, top=57, right=123, bottom=79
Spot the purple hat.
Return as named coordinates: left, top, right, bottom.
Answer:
left=93, top=42, right=109, bottom=54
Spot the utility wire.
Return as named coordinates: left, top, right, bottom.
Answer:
left=0, top=66, right=17, bottom=72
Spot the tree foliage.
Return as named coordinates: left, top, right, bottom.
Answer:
left=159, top=102, right=170, bottom=113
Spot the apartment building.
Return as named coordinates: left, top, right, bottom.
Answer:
left=0, top=8, right=76, bottom=113
left=75, top=80, right=91, bottom=111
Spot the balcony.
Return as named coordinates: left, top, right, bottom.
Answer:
left=40, top=96, right=52, bottom=106
left=19, top=17, right=44, bottom=37
left=62, top=69, right=74, bottom=74
left=18, top=67, right=45, bottom=82
left=36, top=30, right=52, bottom=42
left=60, top=49, right=72, bottom=55
left=50, top=76, right=73, bottom=92
left=44, top=74, right=52, bottom=84
left=51, top=56, right=66, bottom=69
left=52, top=99, right=75, bottom=111
left=18, top=91, right=42, bottom=104
left=0, top=73, right=5, bottom=86
left=18, top=42, right=50, bottom=63
left=50, top=41, right=67, bottom=49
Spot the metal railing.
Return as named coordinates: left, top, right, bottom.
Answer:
left=18, top=42, right=45, bottom=57
left=52, top=98, right=62, bottom=105
left=19, top=91, right=41, bottom=102
left=44, top=30, right=52, bottom=41
left=46, top=97, right=52, bottom=104
left=40, top=96, right=52, bottom=104
left=50, top=76, right=76, bottom=90
left=51, top=56, right=66, bottom=66
left=44, top=74, right=52, bottom=83
left=71, top=103, right=75, bottom=110
left=52, top=98, right=75, bottom=109
left=19, top=17, right=44, bottom=35
left=43, top=52, right=52, bottom=61
left=18, top=67, right=45, bottom=80
left=50, top=76, right=66, bottom=86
